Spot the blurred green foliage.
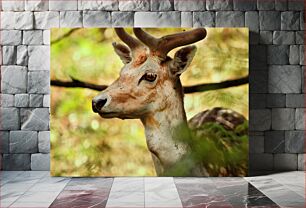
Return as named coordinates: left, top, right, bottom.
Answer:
left=51, top=28, right=249, bottom=176
left=163, top=121, right=248, bottom=177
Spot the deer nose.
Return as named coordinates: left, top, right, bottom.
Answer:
left=92, top=98, right=107, bottom=113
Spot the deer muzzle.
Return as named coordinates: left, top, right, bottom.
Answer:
left=92, top=94, right=111, bottom=113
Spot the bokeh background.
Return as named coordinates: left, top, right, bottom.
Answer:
left=50, top=28, right=249, bottom=176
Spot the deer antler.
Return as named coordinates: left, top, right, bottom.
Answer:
left=114, top=28, right=146, bottom=58
left=133, top=28, right=207, bottom=59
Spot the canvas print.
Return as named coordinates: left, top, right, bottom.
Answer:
left=51, top=28, right=249, bottom=176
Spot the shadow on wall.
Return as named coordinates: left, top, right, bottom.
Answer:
left=249, top=31, right=269, bottom=175
left=248, top=30, right=304, bottom=175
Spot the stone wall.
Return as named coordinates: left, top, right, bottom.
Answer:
left=0, top=0, right=304, bottom=173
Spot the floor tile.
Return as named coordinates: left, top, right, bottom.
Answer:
left=111, top=177, right=144, bottom=192
left=9, top=191, right=61, bottom=208
left=1, top=171, right=24, bottom=179
left=9, top=201, right=52, bottom=208
left=175, top=177, right=281, bottom=208
left=5, top=171, right=48, bottom=185
left=212, top=177, right=249, bottom=206
left=50, top=190, right=109, bottom=208
left=246, top=183, right=280, bottom=207
left=268, top=171, right=305, bottom=198
left=14, top=171, right=48, bottom=180
left=1, top=181, right=37, bottom=194
left=28, top=183, right=68, bottom=192
left=175, top=179, right=231, bottom=208
left=28, top=177, right=70, bottom=192
left=0, top=171, right=24, bottom=186
left=145, top=190, right=182, bottom=208
left=0, top=171, right=304, bottom=208
left=174, top=177, right=214, bottom=185
left=145, top=177, right=182, bottom=208
left=38, top=176, right=71, bottom=183
left=1, top=180, right=38, bottom=207
left=106, top=192, right=144, bottom=207
left=64, top=178, right=113, bottom=192
left=1, top=195, right=20, bottom=208
left=51, top=178, right=114, bottom=208
left=144, top=177, right=177, bottom=192
left=246, top=176, right=305, bottom=207
left=11, top=191, right=61, bottom=203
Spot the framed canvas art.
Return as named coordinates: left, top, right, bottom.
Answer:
left=50, top=28, right=249, bottom=177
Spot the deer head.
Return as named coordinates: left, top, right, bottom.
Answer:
left=92, top=28, right=207, bottom=121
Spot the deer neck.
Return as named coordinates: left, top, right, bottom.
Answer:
left=140, top=88, right=189, bottom=175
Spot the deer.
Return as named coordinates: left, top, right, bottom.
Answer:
left=92, top=28, right=247, bottom=176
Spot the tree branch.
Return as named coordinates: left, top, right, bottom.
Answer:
left=51, top=76, right=249, bottom=94
left=51, top=78, right=107, bottom=91
left=183, top=76, right=249, bottom=93
left=51, top=28, right=80, bottom=45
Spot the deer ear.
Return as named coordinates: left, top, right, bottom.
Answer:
left=112, top=42, right=132, bottom=64
left=170, top=46, right=197, bottom=76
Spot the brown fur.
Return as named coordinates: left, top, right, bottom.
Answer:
left=133, top=54, right=147, bottom=67
left=112, top=93, right=137, bottom=103
left=143, top=115, right=159, bottom=128
left=141, top=91, right=157, bottom=105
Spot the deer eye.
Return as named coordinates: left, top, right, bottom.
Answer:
left=144, top=73, right=157, bottom=82
left=139, top=73, right=157, bottom=85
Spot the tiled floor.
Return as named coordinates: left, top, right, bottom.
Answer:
left=1, top=171, right=305, bottom=208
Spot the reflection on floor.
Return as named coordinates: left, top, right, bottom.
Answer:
left=175, top=177, right=280, bottom=208
left=1, top=171, right=304, bottom=208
